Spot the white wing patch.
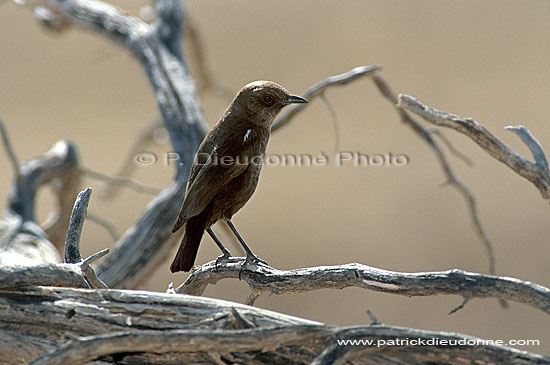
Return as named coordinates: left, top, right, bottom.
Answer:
left=243, top=129, right=252, bottom=143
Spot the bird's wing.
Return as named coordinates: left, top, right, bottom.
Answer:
left=172, top=152, right=248, bottom=232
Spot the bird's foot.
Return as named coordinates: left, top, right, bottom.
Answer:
left=215, top=251, right=233, bottom=269
left=238, top=254, right=268, bottom=280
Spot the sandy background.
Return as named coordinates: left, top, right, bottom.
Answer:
left=1, top=0, right=549, bottom=355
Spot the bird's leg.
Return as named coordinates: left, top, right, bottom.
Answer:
left=207, top=228, right=232, bottom=267
left=225, top=220, right=268, bottom=267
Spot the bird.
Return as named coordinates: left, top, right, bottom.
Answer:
left=170, top=81, right=308, bottom=273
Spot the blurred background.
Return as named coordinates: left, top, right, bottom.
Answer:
left=1, top=0, right=549, bottom=355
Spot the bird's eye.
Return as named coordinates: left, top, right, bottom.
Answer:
left=262, top=95, right=274, bottom=105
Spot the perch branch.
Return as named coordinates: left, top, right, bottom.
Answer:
left=398, top=94, right=550, bottom=201
left=372, top=73, right=497, bottom=276
left=176, top=260, right=550, bottom=314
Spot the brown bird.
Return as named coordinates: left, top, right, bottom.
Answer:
left=170, top=81, right=308, bottom=273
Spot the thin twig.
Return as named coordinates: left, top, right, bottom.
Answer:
left=81, top=248, right=110, bottom=269
left=371, top=72, right=497, bottom=277
left=97, top=119, right=162, bottom=198
left=81, top=166, right=161, bottom=195
left=271, top=65, right=380, bottom=132
left=505, top=125, right=550, bottom=176
left=0, top=118, right=20, bottom=177
left=429, top=128, right=473, bottom=166
left=398, top=94, right=550, bottom=201
left=81, top=249, right=110, bottom=289
left=85, top=212, right=120, bottom=241
left=319, top=92, right=340, bottom=152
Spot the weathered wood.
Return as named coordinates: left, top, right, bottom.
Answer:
left=0, top=287, right=545, bottom=365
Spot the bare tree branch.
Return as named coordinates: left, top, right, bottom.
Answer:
left=310, top=326, right=548, bottom=365
left=85, top=212, right=120, bottom=241
left=42, top=167, right=82, bottom=251
left=61, top=187, right=109, bottom=289
left=398, top=94, right=550, bottom=201
left=271, top=65, right=380, bottom=132
left=176, top=260, right=550, bottom=314
left=96, top=119, right=163, bottom=199
left=0, top=118, right=20, bottom=176
left=81, top=166, right=161, bottom=195
left=505, top=125, right=550, bottom=175
left=64, top=188, right=91, bottom=263
left=0, top=264, right=88, bottom=289
left=0, top=286, right=543, bottom=364
left=0, top=140, right=79, bottom=266
left=30, top=324, right=549, bottom=365
left=28, top=0, right=207, bottom=288
left=372, top=73, right=497, bottom=277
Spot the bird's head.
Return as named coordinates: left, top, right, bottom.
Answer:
left=231, top=81, right=308, bottom=127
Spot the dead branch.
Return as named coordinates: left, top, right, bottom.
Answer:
left=0, top=119, right=19, bottom=176
left=0, top=139, right=79, bottom=266
left=96, top=119, right=163, bottom=199
left=271, top=65, right=380, bottom=132
left=81, top=166, right=161, bottom=196
left=399, top=94, right=550, bottom=201
left=176, top=259, right=550, bottom=313
left=0, top=286, right=543, bottom=364
left=371, top=73, right=497, bottom=277
left=26, top=0, right=209, bottom=289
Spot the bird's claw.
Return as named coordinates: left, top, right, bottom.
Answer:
left=215, top=251, right=232, bottom=269
left=238, top=254, right=268, bottom=280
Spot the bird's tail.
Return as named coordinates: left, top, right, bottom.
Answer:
left=170, top=214, right=207, bottom=273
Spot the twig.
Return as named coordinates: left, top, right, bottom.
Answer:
left=371, top=73, right=498, bottom=277
left=398, top=94, right=550, bottom=201
left=81, top=249, right=109, bottom=289
left=81, top=248, right=110, bottom=269
left=505, top=125, right=550, bottom=176
left=177, top=260, right=550, bottom=314
left=86, top=212, right=120, bottom=241
left=81, top=166, right=162, bottom=195
left=429, top=128, right=474, bottom=166
left=319, top=92, right=340, bottom=152
left=271, top=65, right=380, bottom=132
left=64, top=188, right=92, bottom=264
left=96, top=119, right=163, bottom=199
left=0, top=118, right=20, bottom=176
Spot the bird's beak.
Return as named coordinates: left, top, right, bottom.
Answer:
left=285, top=95, right=309, bottom=104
